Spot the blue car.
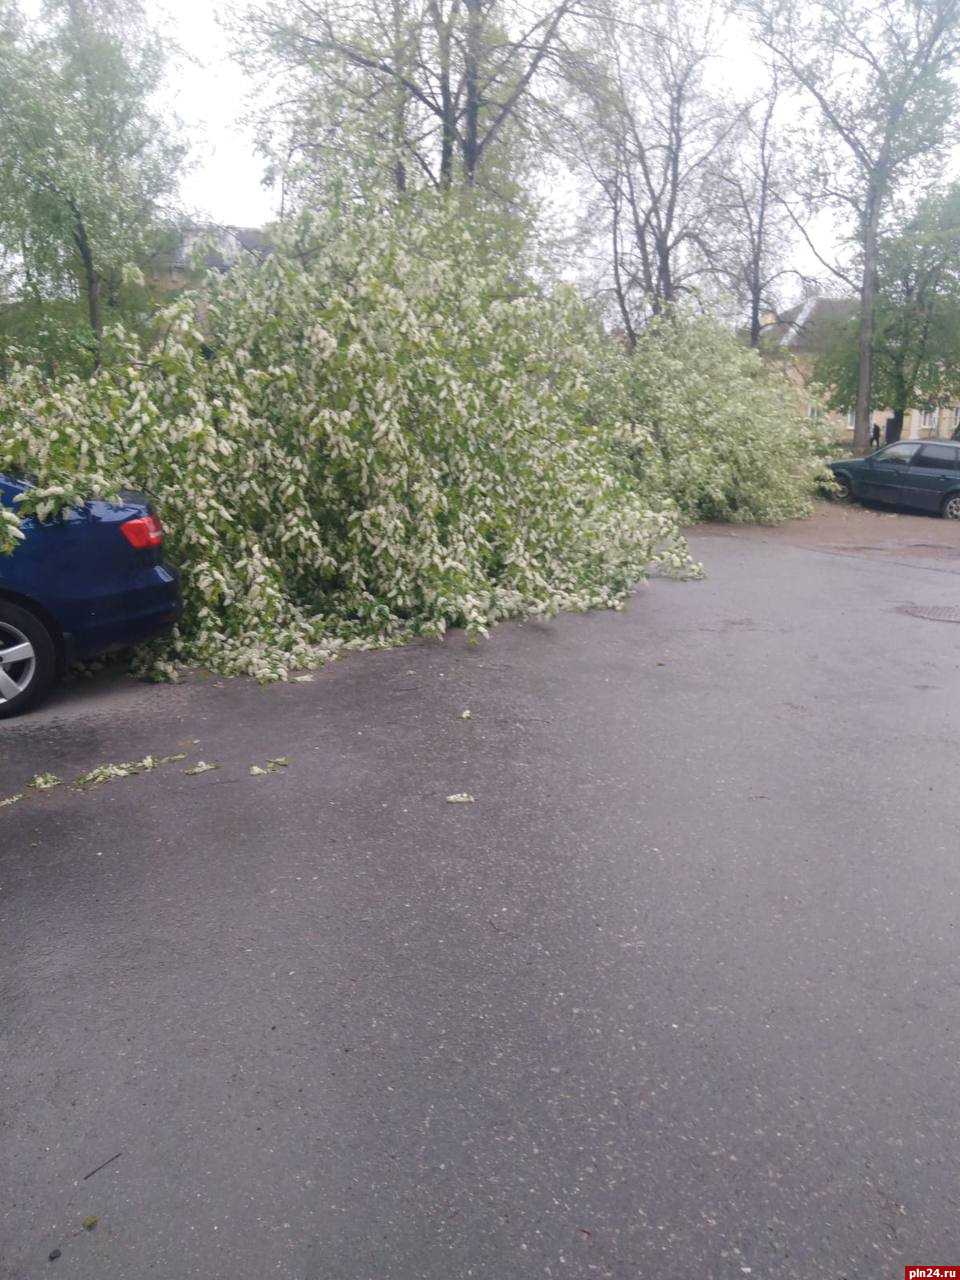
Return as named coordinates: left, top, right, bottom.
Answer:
left=0, top=474, right=180, bottom=718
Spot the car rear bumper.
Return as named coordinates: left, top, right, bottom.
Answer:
left=61, top=564, right=181, bottom=660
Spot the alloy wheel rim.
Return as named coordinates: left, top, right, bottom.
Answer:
left=0, top=622, right=36, bottom=704
left=947, top=497, right=960, bottom=519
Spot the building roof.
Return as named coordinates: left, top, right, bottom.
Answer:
left=768, top=296, right=857, bottom=352
left=146, top=223, right=271, bottom=280
left=173, top=225, right=271, bottom=272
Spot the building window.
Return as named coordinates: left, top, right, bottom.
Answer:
left=921, top=408, right=939, bottom=434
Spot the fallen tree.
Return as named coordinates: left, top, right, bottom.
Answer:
left=0, top=200, right=827, bottom=679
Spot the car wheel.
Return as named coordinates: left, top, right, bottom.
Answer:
left=832, top=474, right=853, bottom=502
left=942, top=493, right=960, bottom=521
left=0, top=602, right=57, bottom=719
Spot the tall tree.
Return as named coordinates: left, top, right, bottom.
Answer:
left=0, top=0, right=184, bottom=365
left=236, top=0, right=576, bottom=204
left=566, top=0, right=744, bottom=335
left=816, top=184, right=960, bottom=440
left=714, top=76, right=802, bottom=346
left=742, top=0, right=960, bottom=450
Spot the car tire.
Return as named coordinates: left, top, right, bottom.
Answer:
left=832, top=473, right=854, bottom=502
left=942, top=493, right=960, bottom=521
left=0, top=601, right=58, bottom=719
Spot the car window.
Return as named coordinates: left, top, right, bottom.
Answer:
left=875, top=443, right=919, bottom=465
left=914, top=444, right=959, bottom=470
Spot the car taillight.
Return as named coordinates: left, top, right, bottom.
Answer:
left=120, top=513, right=164, bottom=549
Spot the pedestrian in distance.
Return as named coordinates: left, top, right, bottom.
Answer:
left=870, top=423, right=881, bottom=449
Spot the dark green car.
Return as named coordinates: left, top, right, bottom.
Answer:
left=830, top=441, right=960, bottom=519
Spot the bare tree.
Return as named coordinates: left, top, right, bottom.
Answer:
left=566, top=0, right=744, bottom=333
left=713, top=75, right=809, bottom=346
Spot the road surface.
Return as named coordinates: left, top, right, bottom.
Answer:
left=2, top=504, right=960, bottom=1278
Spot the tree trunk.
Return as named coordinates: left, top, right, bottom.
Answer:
left=854, top=184, right=882, bottom=451
left=748, top=89, right=775, bottom=348
left=747, top=199, right=766, bottom=347
left=391, top=0, right=407, bottom=192
left=73, top=217, right=102, bottom=368
left=463, top=0, right=482, bottom=184
left=438, top=71, right=455, bottom=187
left=656, top=239, right=673, bottom=305
left=610, top=180, right=636, bottom=350
left=431, top=2, right=455, bottom=187
left=888, top=372, right=908, bottom=445
left=748, top=284, right=761, bottom=347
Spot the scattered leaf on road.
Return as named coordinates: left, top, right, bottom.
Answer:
left=28, top=773, right=63, bottom=790
left=75, top=756, right=158, bottom=787
left=250, top=757, right=290, bottom=775
left=460, top=709, right=471, bottom=719
left=446, top=793, right=475, bottom=803
left=184, top=761, right=219, bottom=776
left=74, top=754, right=184, bottom=787
left=0, top=793, right=23, bottom=808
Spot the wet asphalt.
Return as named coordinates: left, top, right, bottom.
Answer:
left=3, top=517, right=960, bottom=1279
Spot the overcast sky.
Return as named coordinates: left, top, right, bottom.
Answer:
left=155, top=1, right=278, bottom=227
